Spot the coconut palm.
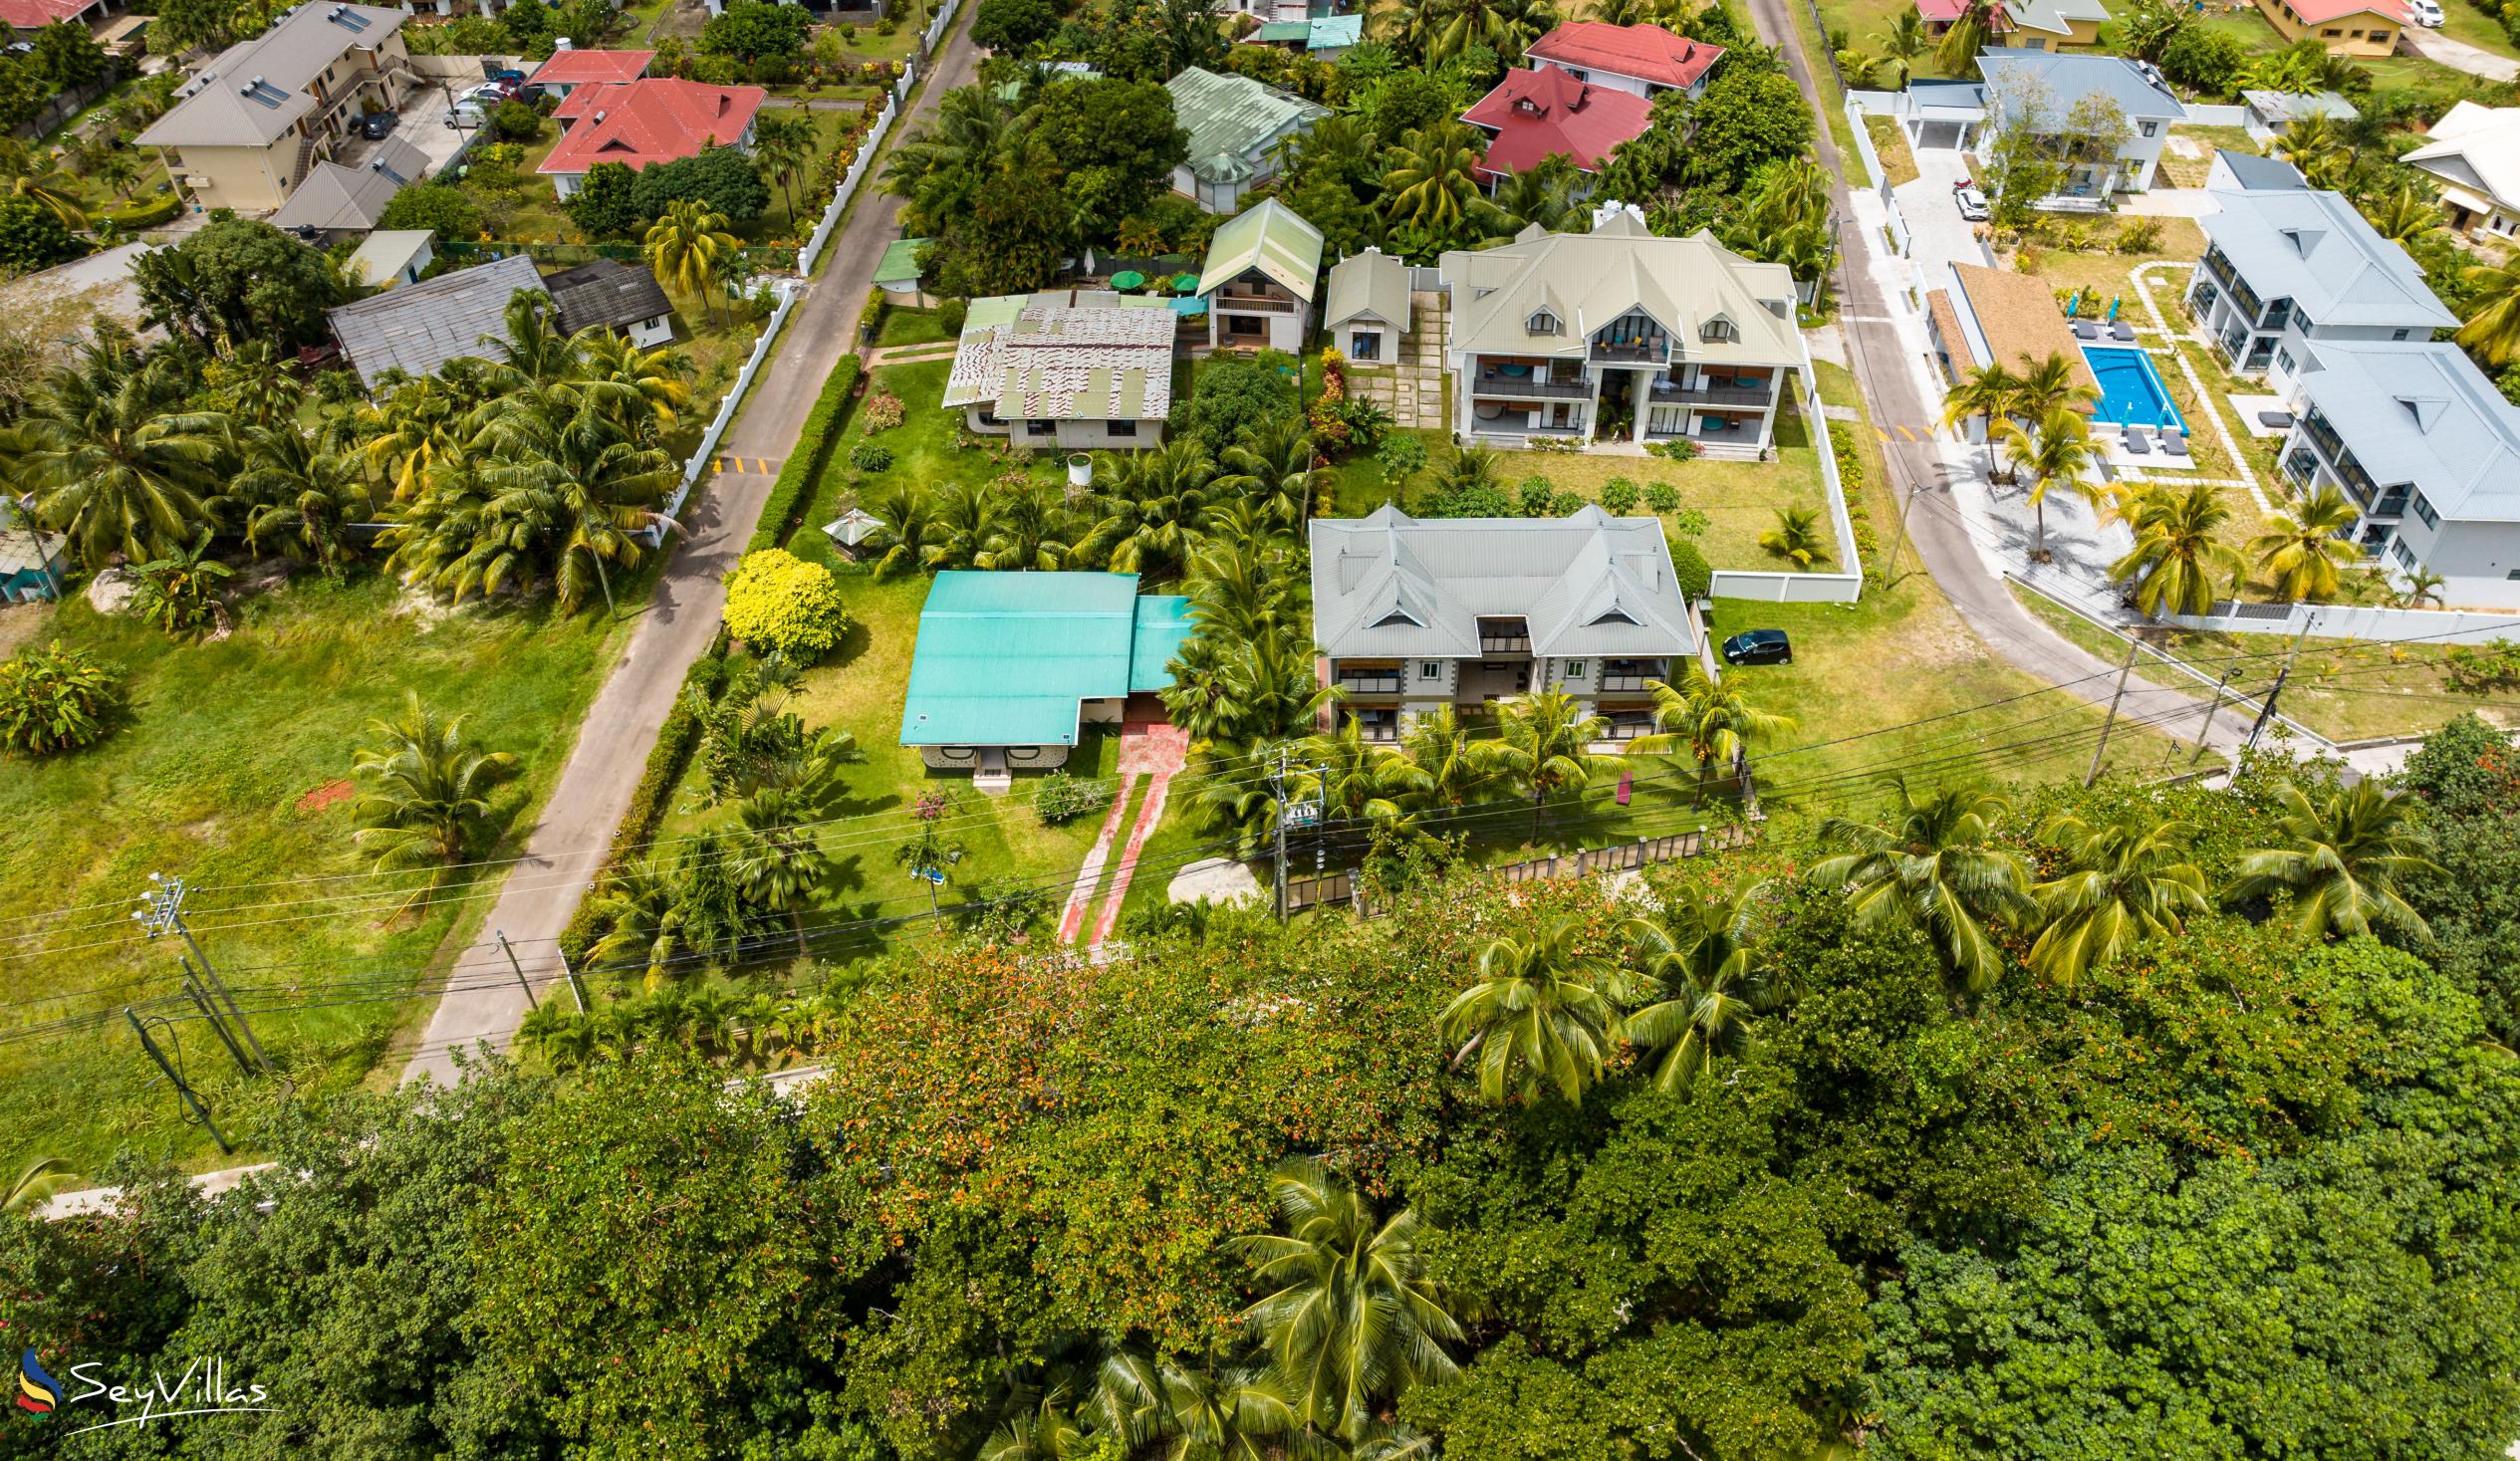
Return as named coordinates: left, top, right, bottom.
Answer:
left=1938, top=361, right=2021, bottom=476
left=214, top=339, right=304, bottom=428
left=1620, top=883, right=1770, bottom=1090
left=1079, top=437, right=1217, bottom=579
left=1188, top=741, right=1293, bottom=857
left=1234, top=1155, right=1462, bottom=1442
left=2274, top=110, right=2349, bottom=188
left=1182, top=536, right=1301, bottom=641
left=2249, top=484, right=2361, bottom=603
left=1934, top=0, right=1998, bottom=76
left=3, top=1157, right=80, bottom=1215
left=2112, top=480, right=2246, bottom=618
left=576, top=330, right=696, bottom=438
left=1637, top=663, right=1797, bottom=802
left=0, top=149, right=88, bottom=228
left=976, top=1390, right=1091, bottom=1461
left=2011, top=351, right=2102, bottom=421
left=2225, top=780, right=2440, bottom=944
left=1419, top=443, right=1504, bottom=503
left=1490, top=150, right=1583, bottom=232
left=2026, top=812, right=2211, bottom=987
left=1491, top=687, right=1615, bottom=835
left=1811, top=777, right=2032, bottom=993
left=920, top=481, right=996, bottom=571
left=2362, top=181, right=2442, bottom=247
left=1215, top=417, right=1319, bottom=530
left=1994, top=406, right=2098, bottom=562
left=973, top=482, right=1084, bottom=571
left=863, top=482, right=938, bottom=580
left=2456, top=260, right=2520, bottom=367
left=1382, top=122, right=1487, bottom=239
left=349, top=693, right=522, bottom=886
left=2394, top=569, right=2446, bottom=609
left=236, top=424, right=372, bottom=577
left=357, top=375, right=469, bottom=502
left=1093, top=1348, right=1301, bottom=1460
left=1759, top=506, right=1833, bottom=569
left=643, top=199, right=739, bottom=326
left=476, top=401, right=673, bottom=616
left=734, top=786, right=839, bottom=956
left=11, top=360, right=225, bottom=570
left=749, top=108, right=821, bottom=224
left=586, top=858, right=695, bottom=993
left=1391, top=704, right=1503, bottom=811
left=1874, top=8, right=1933, bottom=86
left=1161, top=631, right=1329, bottom=750
left=1439, top=917, right=1625, bottom=1103
left=1299, top=716, right=1412, bottom=825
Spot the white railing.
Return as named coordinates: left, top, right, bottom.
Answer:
left=800, top=87, right=900, bottom=275
left=922, top=0, right=963, bottom=55
left=1845, top=97, right=1886, bottom=189
left=2163, top=600, right=2520, bottom=647
left=1709, top=363, right=1866, bottom=605
left=644, top=278, right=803, bottom=543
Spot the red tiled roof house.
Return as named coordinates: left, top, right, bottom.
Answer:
left=1461, top=66, right=1652, bottom=186
left=525, top=47, right=656, bottom=100
left=536, top=78, right=766, bottom=199
left=1522, top=22, right=1724, bottom=100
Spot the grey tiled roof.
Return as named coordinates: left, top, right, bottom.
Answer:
left=2200, top=186, right=2459, bottom=329
left=267, top=135, right=428, bottom=231
left=543, top=258, right=671, bottom=335
left=328, top=253, right=545, bottom=387
left=1978, top=48, right=2187, bottom=122
left=137, top=4, right=407, bottom=148
left=1309, top=505, right=1696, bottom=659
left=2298, top=342, right=2520, bottom=523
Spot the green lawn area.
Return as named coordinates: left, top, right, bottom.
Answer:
left=790, top=359, right=1064, bottom=553
left=876, top=305, right=955, bottom=349
left=1865, top=114, right=1920, bottom=187
left=2432, top=0, right=2520, bottom=60
left=0, top=574, right=634, bottom=1175
left=2158, top=123, right=2260, bottom=188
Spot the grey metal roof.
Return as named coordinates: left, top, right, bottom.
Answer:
left=941, top=301, right=1175, bottom=421
left=2212, top=150, right=2306, bottom=190
left=1165, top=68, right=1328, bottom=186
left=2298, top=342, right=2520, bottom=523
left=1309, top=505, right=1696, bottom=660
left=1977, top=48, right=2188, bottom=122
left=543, top=258, right=671, bottom=335
left=137, top=4, right=407, bottom=149
left=1438, top=207, right=1802, bottom=366
left=327, top=253, right=544, bottom=387
left=266, top=134, right=427, bottom=231
left=2199, top=186, right=2458, bottom=330
left=2242, top=89, right=2358, bottom=124
left=1325, top=248, right=1410, bottom=331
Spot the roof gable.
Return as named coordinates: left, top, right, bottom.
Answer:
left=1164, top=67, right=1330, bottom=181
left=1195, top=198, right=1326, bottom=300
left=327, top=253, right=546, bottom=387
left=1524, top=21, right=1723, bottom=88
left=539, top=79, right=766, bottom=176
left=2199, top=186, right=2459, bottom=329
left=1461, top=65, right=1654, bottom=176
left=136, top=4, right=406, bottom=148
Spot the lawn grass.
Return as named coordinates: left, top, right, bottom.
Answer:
left=877, top=306, right=955, bottom=348
left=2013, top=242, right=2243, bottom=480
left=1865, top=114, right=1921, bottom=187
left=0, top=573, right=634, bottom=1175
left=2430, top=0, right=2520, bottom=60
left=2158, top=123, right=2260, bottom=188
left=790, top=359, right=1065, bottom=548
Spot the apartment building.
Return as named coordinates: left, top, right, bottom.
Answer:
left=2186, top=184, right=2457, bottom=392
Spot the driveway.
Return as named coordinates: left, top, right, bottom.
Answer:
left=1892, top=141, right=1992, bottom=287
left=2399, top=26, right=2519, bottom=81
left=334, top=82, right=471, bottom=179
left=398, top=15, right=985, bottom=1085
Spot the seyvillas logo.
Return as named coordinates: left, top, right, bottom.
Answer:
left=16, top=1352, right=59, bottom=1416
left=11, top=1352, right=274, bottom=1435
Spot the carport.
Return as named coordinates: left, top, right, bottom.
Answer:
left=1902, top=80, right=1988, bottom=152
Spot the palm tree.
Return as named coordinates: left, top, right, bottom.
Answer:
left=1080, top=438, right=1216, bottom=579
left=1419, top=443, right=1503, bottom=503
left=1093, top=1350, right=1300, bottom=1460
left=1994, top=405, right=2098, bottom=562
left=749, top=108, right=821, bottom=225
left=1874, top=8, right=1933, bottom=86
left=1382, top=122, right=1487, bottom=240
left=2362, top=181, right=2442, bottom=247
left=2249, top=485, right=2361, bottom=603
left=1439, top=918, right=1625, bottom=1103
left=237, top=424, right=372, bottom=578
left=972, top=483, right=1083, bottom=571
left=1759, top=506, right=1833, bottom=569
left=977, top=1390, right=1091, bottom=1461
left=2011, top=351, right=2102, bottom=421
left=357, top=375, right=468, bottom=502
left=2225, top=780, right=2441, bottom=944
left=2026, top=812, right=2210, bottom=987
left=1390, top=704, right=1502, bottom=811
left=2394, top=569, right=2446, bottom=609
left=1637, top=663, right=1797, bottom=802
left=2456, top=260, right=2520, bottom=367
left=1934, top=0, right=1998, bottom=76
left=1490, top=151, right=1582, bottom=231
left=864, top=482, right=937, bottom=579
left=1621, top=883, right=1770, bottom=1090
left=1299, top=717, right=1411, bottom=825
left=1215, top=417, right=1319, bottom=530
left=2274, top=111, right=2349, bottom=189
left=2111, top=480, right=2245, bottom=617
left=478, top=400, right=673, bottom=617
left=575, top=331, right=695, bottom=439
left=214, top=339, right=304, bottom=428
left=1811, top=777, right=2031, bottom=993
left=129, top=530, right=234, bottom=636
left=1234, top=1155, right=1462, bottom=1443
left=734, top=786, right=839, bottom=956
left=349, top=693, right=522, bottom=888
left=586, top=858, right=694, bottom=992
left=12, top=360, right=226, bottom=570
left=0, top=149, right=88, bottom=227
left=1491, top=687, right=1614, bottom=836
left=3, top=1156, right=80, bottom=1215
left=643, top=199, right=738, bottom=326
left=1939, top=361, right=2022, bottom=476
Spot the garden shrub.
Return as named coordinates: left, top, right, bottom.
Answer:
left=1378, top=432, right=1427, bottom=486
left=1599, top=477, right=1641, bottom=514
left=1668, top=537, right=1713, bottom=600
left=1645, top=438, right=1699, bottom=462
left=748, top=357, right=861, bottom=552
left=1549, top=490, right=1585, bottom=517
left=1645, top=483, right=1681, bottom=514
left=850, top=439, right=893, bottom=472
left=1516, top=476, right=1554, bottom=517
left=0, top=640, right=117, bottom=757
left=724, top=549, right=851, bottom=662
left=861, top=390, right=904, bottom=432
left=492, top=99, right=543, bottom=141
left=939, top=298, right=967, bottom=335
left=96, top=191, right=183, bottom=230
left=1033, top=770, right=1106, bottom=828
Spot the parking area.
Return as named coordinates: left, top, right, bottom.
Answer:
left=1892, top=139, right=1994, bottom=285
left=332, top=81, right=473, bottom=179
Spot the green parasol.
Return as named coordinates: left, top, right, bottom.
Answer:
left=1110, top=270, right=1147, bottom=290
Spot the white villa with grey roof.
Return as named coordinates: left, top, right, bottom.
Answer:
left=2275, top=342, right=2520, bottom=607
left=1309, top=505, right=1696, bottom=745
left=2186, top=185, right=2457, bottom=391
left=1901, top=50, right=2184, bottom=201
left=1439, top=205, right=1806, bottom=453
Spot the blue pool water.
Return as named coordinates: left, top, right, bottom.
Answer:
left=2080, top=345, right=2186, bottom=433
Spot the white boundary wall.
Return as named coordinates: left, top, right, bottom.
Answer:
left=2165, top=600, right=2520, bottom=647
left=801, top=86, right=901, bottom=274
left=1709, top=364, right=1867, bottom=605
left=643, top=278, right=803, bottom=542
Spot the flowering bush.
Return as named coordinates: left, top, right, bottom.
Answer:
left=722, top=549, right=851, bottom=662
left=861, top=389, right=904, bottom=432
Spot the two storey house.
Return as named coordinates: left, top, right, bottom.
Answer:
left=2186, top=184, right=2457, bottom=391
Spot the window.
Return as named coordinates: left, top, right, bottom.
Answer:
left=2392, top=329, right=2411, bottom=342
left=2140, top=121, right=2158, bottom=137
left=2322, top=27, right=2342, bottom=35
left=1526, top=309, right=1560, bottom=335
left=2275, top=348, right=2294, bottom=375
left=1563, top=660, right=1587, bottom=679
left=2392, top=538, right=2416, bottom=570
left=1700, top=318, right=1737, bottom=344
left=2370, top=28, right=2390, bottom=40
left=1025, top=419, right=1055, bottom=437
left=1106, top=419, right=1136, bottom=438
left=1418, top=661, right=1442, bottom=680
left=2409, top=490, right=2439, bottom=530
left=1350, top=330, right=1381, bottom=361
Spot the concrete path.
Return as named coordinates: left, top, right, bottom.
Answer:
left=399, top=11, right=984, bottom=1084
left=1087, top=717, right=1188, bottom=946
left=2399, top=26, right=2520, bottom=81
left=1057, top=777, right=1138, bottom=945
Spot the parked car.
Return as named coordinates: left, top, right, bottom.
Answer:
left=487, top=67, right=526, bottom=85
left=512, top=81, right=556, bottom=105
left=358, top=110, right=397, bottom=139
left=458, top=82, right=510, bottom=107
left=1955, top=186, right=1990, bottom=222
left=2408, top=0, right=2444, bottom=23
left=1721, top=629, right=1793, bottom=666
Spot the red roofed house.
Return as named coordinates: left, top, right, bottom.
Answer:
left=1461, top=66, right=1653, bottom=187
left=525, top=46, right=656, bottom=101
left=0, top=0, right=114, bottom=32
left=538, top=78, right=766, bottom=199
left=2251, top=0, right=2407, bottom=56
left=1521, top=22, right=1724, bottom=101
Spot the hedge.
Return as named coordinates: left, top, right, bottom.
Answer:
left=97, top=192, right=183, bottom=229
left=745, top=356, right=862, bottom=554
left=556, top=633, right=731, bottom=968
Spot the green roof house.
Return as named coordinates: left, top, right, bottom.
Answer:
left=1165, top=66, right=1330, bottom=213
left=874, top=237, right=932, bottom=306
left=1196, top=199, right=1324, bottom=354
left=898, top=573, right=1193, bottom=785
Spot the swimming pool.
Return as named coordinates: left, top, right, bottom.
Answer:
left=2079, top=345, right=2186, bottom=433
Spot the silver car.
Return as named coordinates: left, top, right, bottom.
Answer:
left=1955, top=186, right=1990, bottom=222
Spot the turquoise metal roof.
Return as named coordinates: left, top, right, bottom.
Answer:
left=1129, top=597, right=1194, bottom=692
left=898, top=574, right=1187, bottom=747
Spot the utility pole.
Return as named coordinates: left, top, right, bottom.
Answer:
left=1876, top=479, right=1925, bottom=589
left=2085, top=638, right=2142, bottom=787
left=1272, top=746, right=1291, bottom=924
left=2244, top=666, right=2290, bottom=751
left=133, top=874, right=268, bottom=1075
left=126, top=1008, right=232, bottom=1155
left=497, top=931, right=538, bottom=1013
left=556, top=947, right=588, bottom=1014
left=179, top=958, right=254, bottom=1079
left=2188, top=663, right=2234, bottom=769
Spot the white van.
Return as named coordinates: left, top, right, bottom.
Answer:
left=444, top=100, right=488, bottom=129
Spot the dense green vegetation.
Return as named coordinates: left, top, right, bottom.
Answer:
left=8, top=740, right=2517, bottom=1458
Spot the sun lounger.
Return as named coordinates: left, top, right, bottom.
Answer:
left=2125, top=426, right=2152, bottom=454
left=2111, top=321, right=2138, bottom=342
left=2161, top=429, right=2190, bottom=458
left=2072, top=321, right=2100, bottom=340
left=2257, top=410, right=2294, bottom=430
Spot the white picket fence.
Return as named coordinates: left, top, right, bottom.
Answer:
left=800, top=89, right=901, bottom=274
left=642, top=279, right=804, bottom=543
left=1709, top=363, right=1867, bottom=605
left=2163, top=600, right=2520, bottom=647
left=922, top=0, right=964, bottom=55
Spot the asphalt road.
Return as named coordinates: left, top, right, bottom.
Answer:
left=1737, top=0, right=2267, bottom=768
left=398, top=12, right=982, bottom=1085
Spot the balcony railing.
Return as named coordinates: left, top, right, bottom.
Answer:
left=1478, top=635, right=1531, bottom=653
left=1210, top=292, right=1298, bottom=312
left=1589, top=341, right=1666, bottom=365
left=1470, top=373, right=1589, bottom=399
left=1334, top=672, right=1401, bottom=694
left=1598, top=674, right=1654, bottom=692
left=1648, top=376, right=1775, bottom=407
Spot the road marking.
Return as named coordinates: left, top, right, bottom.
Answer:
left=710, top=458, right=723, bottom=475
left=1895, top=425, right=1918, bottom=441
left=1877, top=427, right=1892, bottom=444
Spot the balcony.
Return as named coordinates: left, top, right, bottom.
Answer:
left=1332, top=664, right=1402, bottom=694
left=1648, top=375, right=1775, bottom=408
left=1598, top=674, right=1654, bottom=692
left=1477, top=618, right=1532, bottom=654
left=1209, top=291, right=1299, bottom=312
left=1588, top=341, right=1666, bottom=365
left=2199, top=247, right=2237, bottom=294
left=1470, top=371, right=1589, bottom=400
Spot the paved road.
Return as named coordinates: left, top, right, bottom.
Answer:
left=1738, top=0, right=2265, bottom=767
left=399, top=13, right=981, bottom=1085
left=2399, top=26, right=2519, bottom=82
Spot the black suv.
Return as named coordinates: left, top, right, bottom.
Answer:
left=1721, top=629, right=1793, bottom=666
left=359, top=111, right=397, bottom=139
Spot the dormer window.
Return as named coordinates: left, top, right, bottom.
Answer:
left=1700, top=317, right=1738, bottom=344
left=1526, top=309, right=1561, bottom=335
left=1372, top=608, right=1423, bottom=628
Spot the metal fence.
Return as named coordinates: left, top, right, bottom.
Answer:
left=1284, top=822, right=1759, bottom=914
